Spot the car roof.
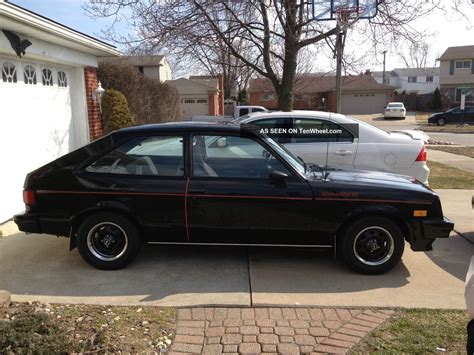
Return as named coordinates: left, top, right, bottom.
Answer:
left=115, top=120, right=244, bottom=134
left=239, top=110, right=349, bottom=123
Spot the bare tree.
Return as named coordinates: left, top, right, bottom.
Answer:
left=397, top=41, right=430, bottom=68
left=85, top=0, right=444, bottom=111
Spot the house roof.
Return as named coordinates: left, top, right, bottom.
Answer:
left=189, top=75, right=220, bottom=90
left=393, top=67, right=440, bottom=76
left=166, top=78, right=219, bottom=94
left=248, top=74, right=395, bottom=94
left=99, top=55, right=165, bottom=67
left=0, top=0, right=119, bottom=56
left=371, top=70, right=398, bottom=78
left=438, top=46, right=474, bottom=61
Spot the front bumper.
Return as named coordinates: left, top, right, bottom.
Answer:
left=410, top=216, right=454, bottom=251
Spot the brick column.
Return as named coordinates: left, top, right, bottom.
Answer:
left=208, top=93, right=217, bottom=116
left=84, top=67, right=103, bottom=141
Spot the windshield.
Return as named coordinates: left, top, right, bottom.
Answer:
left=263, top=136, right=306, bottom=175
left=387, top=103, right=404, bottom=108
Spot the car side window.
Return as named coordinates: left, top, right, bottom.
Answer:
left=85, top=136, right=184, bottom=177
left=192, top=134, right=290, bottom=178
left=292, top=118, right=354, bottom=143
left=247, top=117, right=292, bottom=143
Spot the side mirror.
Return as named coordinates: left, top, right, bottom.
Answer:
left=269, top=170, right=289, bottom=183
left=217, top=137, right=227, bottom=148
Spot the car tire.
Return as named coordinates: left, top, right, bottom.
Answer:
left=77, top=212, right=142, bottom=270
left=338, top=217, right=405, bottom=275
left=437, top=117, right=446, bottom=126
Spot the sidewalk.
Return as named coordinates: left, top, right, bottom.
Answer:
left=170, top=307, right=394, bottom=354
left=427, top=149, right=474, bottom=174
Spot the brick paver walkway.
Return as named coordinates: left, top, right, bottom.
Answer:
left=170, top=307, right=394, bottom=354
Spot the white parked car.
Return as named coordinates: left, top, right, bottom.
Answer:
left=384, top=102, right=406, bottom=119
left=238, top=111, right=429, bottom=184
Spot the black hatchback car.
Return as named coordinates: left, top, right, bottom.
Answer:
left=15, top=122, right=453, bottom=274
left=428, top=106, right=474, bottom=126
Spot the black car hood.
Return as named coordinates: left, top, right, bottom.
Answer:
left=308, top=166, right=431, bottom=193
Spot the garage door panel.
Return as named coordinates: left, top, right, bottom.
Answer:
left=0, top=59, right=73, bottom=222
left=342, top=93, right=388, bottom=115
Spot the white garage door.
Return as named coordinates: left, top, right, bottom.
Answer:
left=342, top=92, right=388, bottom=115
left=181, top=98, right=209, bottom=119
left=0, top=58, right=74, bottom=222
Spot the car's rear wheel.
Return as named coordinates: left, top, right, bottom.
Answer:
left=338, top=217, right=404, bottom=274
left=77, top=212, right=141, bottom=270
left=437, top=117, right=446, bottom=126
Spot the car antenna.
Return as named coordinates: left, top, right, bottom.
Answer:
left=322, top=112, right=331, bottom=181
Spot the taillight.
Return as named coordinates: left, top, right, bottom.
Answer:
left=416, top=145, right=427, bottom=162
left=23, top=190, right=35, bottom=205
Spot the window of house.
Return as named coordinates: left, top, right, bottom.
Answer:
left=455, top=88, right=474, bottom=102
left=57, top=71, right=68, bottom=87
left=426, top=76, right=434, bottom=83
left=23, top=65, right=37, bottom=85
left=383, top=78, right=390, bottom=84
left=192, top=134, right=289, bottom=178
left=261, top=93, right=274, bottom=101
left=138, top=66, right=144, bottom=74
left=455, top=60, right=471, bottom=69
left=42, top=68, right=53, bottom=86
left=294, top=94, right=309, bottom=100
left=85, top=136, right=184, bottom=177
left=1, top=62, right=17, bottom=83
left=184, top=99, right=195, bottom=104
left=408, top=76, right=417, bottom=83
left=196, top=99, right=208, bottom=103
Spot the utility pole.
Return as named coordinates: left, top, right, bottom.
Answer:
left=382, top=50, right=387, bottom=84
left=335, top=27, right=346, bottom=113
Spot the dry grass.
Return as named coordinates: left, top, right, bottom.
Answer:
left=429, top=146, right=474, bottom=159
left=428, top=160, right=474, bottom=189
left=351, top=309, right=468, bottom=353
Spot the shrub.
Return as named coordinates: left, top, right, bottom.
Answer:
left=433, top=87, right=442, bottom=110
left=98, top=62, right=181, bottom=124
left=0, top=309, right=69, bottom=353
left=101, top=89, right=135, bottom=133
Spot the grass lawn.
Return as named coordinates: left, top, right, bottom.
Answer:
left=0, top=302, right=176, bottom=353
left=429, top=146, right=474, bottom=159
left=351, top=309, right=468, bottom=353
left=421, top=125, right=474, bottom=133
left=428, top=160, right=474, bottom=189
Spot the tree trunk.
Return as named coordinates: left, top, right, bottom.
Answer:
left=276, top=44, right=298, bottom=111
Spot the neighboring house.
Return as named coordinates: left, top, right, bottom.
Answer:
left=0, top=0, right=119, bottom=222
left=166, top=75, right=224, bottom=119
left=438, top=45, right=474, bottom=107
left=249, top=74, right=395, bottom=115
left=99, top=55, right=172, bottom=82
left=372, top=67, right=440, bottom=94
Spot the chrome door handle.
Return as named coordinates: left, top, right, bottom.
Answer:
left=335, top=150, right=353, bottom=156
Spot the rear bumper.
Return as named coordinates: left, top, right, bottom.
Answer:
left=14, top=213, right=41, bottom=233
left=14, top=213, right=70, bottom=236
left=410, top=216, right=454, bottom=251
left=384, top=111, right=406, bottom=118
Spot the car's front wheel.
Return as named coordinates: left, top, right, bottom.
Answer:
left=77, top=212, right=142, bottom=270
left=338, top=217, right=405, bottom=274
left=437, top=117, right=446, bottom=126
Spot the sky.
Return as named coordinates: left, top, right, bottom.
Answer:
left=9, top=0, right=474, bottom=73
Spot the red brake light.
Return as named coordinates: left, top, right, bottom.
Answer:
left=23, top=190, right=35, bottom=205
left=416, top=145, right=427, bottom=162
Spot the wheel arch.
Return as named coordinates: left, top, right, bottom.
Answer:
left=69, top=201, right=143, bottom=250
left=335, top=206, right=411, bottom=246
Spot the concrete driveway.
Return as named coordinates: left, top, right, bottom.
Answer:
left=0, top=189, right=472, bottom=309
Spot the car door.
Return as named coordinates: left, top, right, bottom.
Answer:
left=80, top=135, right=187, bottom=243
left=186, top=132, right=314, bottom=245
left=448, top=108, right=462, bottom=123
left=286, top=118, right=357, bottom=167
left=465, top=107, right=474, bottom=123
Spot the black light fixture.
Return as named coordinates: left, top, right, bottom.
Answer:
left=2, top=29, right=32, bottom=58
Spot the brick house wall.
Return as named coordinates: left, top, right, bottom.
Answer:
left=84, top=67, right=103, bottom=140
left=208, top=92, right=219, bottom=115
